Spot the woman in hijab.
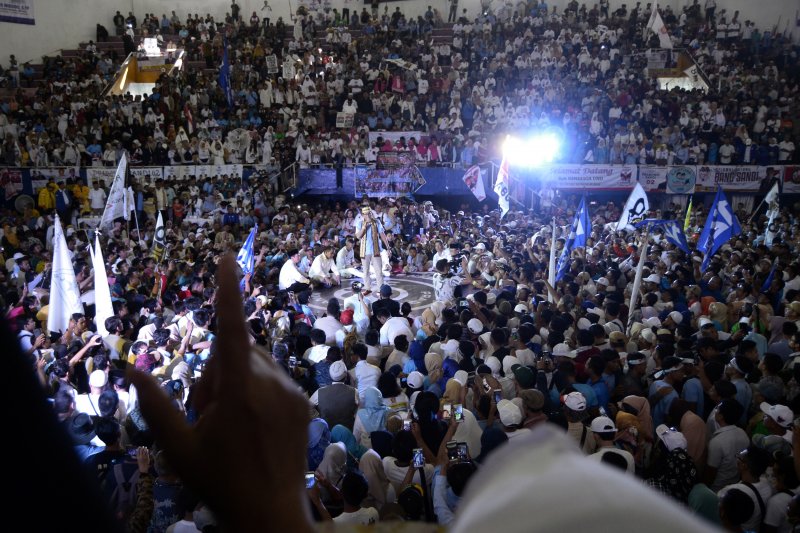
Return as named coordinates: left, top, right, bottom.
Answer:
left=424, top=353, right=444, bottom=396
left=442, top=379, right=484, bottom=458
left=353, top=387, right=389, bottom=449
left=307, top=418, right=331, bottom=472
left=619, top=395, right=654, bottom=469
left=359, top=449, right=394, bottom=511
left=414, top=391, right=448, bottom=455
left=330, top=425, right=368, bottom=466
left=316, top=442, right=347, bottom=499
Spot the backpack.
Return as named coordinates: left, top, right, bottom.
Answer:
left=105, top=459, right=140, bottom=521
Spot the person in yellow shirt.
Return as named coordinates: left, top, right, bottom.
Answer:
left=70, top=182, right=90, bottom=214
left=37, top=181, right=56, bottom=211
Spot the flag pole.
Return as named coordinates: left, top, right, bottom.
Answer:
left=626, top=225, right=650, bottom=336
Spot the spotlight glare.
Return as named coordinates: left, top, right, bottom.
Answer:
left=502, top=134, right=560, bottom=167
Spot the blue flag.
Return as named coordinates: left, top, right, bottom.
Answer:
left=236, top=226, right=257, bottom=290
left=219, top=38, right=233, bottom=108
left=761, top=262, right=777, bottom=293
left=698, top=186, right=741, bottom=272
left=635, top=219, right=690, bottom=254
left=555, top=196, right=590, bottom=282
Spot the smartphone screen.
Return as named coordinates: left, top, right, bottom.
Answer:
left=446, top=441, right=458, bottom=462
left=482, top=379, right=492, bottom=393
left=305, top=472, right=316, bottom=489
left=403, top=419, right=411, bottom=431
left=493, top=389, right=502, bottom=404
left=442, top=403, right=452, bottom=421
left=288, top=355, right=297, bottom=368
left=454, top=403, right=463, bottom=422
left=457, top=442, right=468, bottom=461
left=412, top=448, right=424, bottom=468
left=127, top=446, right=138, bottom=458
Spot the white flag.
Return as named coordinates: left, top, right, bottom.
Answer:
left=47, top=215, right=84, bottom=334
left=151, top=211, right=166, bottom=261
left=547, top=218, right=557, bottom=302
left=647, top=4, right=673, bottom=49
left=462, top=165, right=487, bottom=202
left=764, top=181, right=780, bottom=206
left=494, top=156, right=511, bottom=217
left=616, top=183, right=650, bottom=232
left=627, top=237, right=649, bottom=335
left=98, top=153, right=128, bottom=232
left=124, top=186, right=135, bottom=219
left=92, top=234, right=114, bottom=337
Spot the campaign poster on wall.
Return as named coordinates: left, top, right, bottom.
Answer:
left=354, top=152, right=425, bottom=198
left=87, top=167, right=163, bottom=187
left=528, top=165, right=637, bottom=190
left=0, top=168, right=23, bottom=197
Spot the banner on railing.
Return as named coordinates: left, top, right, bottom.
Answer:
left=695, top=165, right=774, bottom=192
left=639, top=166, right=697, bottom=194
left=524, top=164, right=637, bottom=190
left=1, top=168, right=23, bottom=197
left=354, top=152, right=425, bottom=198
left=784, top=166, right=800, bottom=194
left=87, top=167, right=163, bottom=187
left=30, top=167, right=80, bottom=192
left=367, top=131, right=426, bottom=147
left=163, top=164, right=243, bottom=182
left=0, top=0, right=34, bottom=25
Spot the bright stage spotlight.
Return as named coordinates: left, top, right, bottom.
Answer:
left=502, top=133, right=561, bottom=167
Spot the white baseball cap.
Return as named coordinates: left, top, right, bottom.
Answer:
left=655, top=424, right=688, bottom=451
left=760, top=402, right=794, bottom=429
left=590, top=416, right=617, bottom=433
left=563, top=391, right=586, bottom=411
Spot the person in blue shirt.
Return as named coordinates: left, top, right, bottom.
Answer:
left=680, top=358, right=705, bottom=416
left=725, top=355, right=754, bottom=425
left=586, top=356, right=610, bottom=411
left=649, top=356, right=684, bottom=431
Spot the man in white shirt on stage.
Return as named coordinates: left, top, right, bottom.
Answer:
left=336, top=236, right=362, bottom=279
left=309, top=246, right=341, bottom=288
left=279, top=248, right=311, bottom=292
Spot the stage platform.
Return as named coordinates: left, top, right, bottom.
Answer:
left=305, top=272, right=436, bottom=314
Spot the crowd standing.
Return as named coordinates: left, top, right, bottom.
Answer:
left=5, top=1, right=800, bottom=532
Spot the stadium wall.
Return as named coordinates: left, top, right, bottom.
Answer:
left=0, top=0, right=797, bottom=69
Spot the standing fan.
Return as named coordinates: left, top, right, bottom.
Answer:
left=15, top=194, right=34, bottom=213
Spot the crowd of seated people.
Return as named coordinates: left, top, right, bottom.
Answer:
left=4, top=4, right=800, bottom=529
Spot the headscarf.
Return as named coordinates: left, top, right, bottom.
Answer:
left=646, top=448, right=698, bottom=503
left=621, top=395, right=653, bottom=441
left=317, top=442, right=347, bottom=488
left=307, top=418, right=331, bottom=471
left=425, top=352, right=444, bottom=385
left=442, top=358, right=460, bottom=387
left=409, top=340, right=427, bottom=375
left=442, top=378, right=463, bottom=406
left=331, top=425, right=368, bottom=461
left=357, top=387, right=389, bottom=434
left=360, top=449, right=392, bottom=511
left=430, top=301, right=446, bottom=326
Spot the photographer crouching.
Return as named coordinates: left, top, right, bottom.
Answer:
left=433, top=249, right=473, bottom=307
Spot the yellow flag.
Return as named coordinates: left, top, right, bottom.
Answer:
left=683, top=197, right=692, bottom=232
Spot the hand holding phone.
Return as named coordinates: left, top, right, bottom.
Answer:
left=305, top=471, right=316, bottom=489
left=403, top=418, right=411, bottom=431
left=493, top=389, right=502, bottom=405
